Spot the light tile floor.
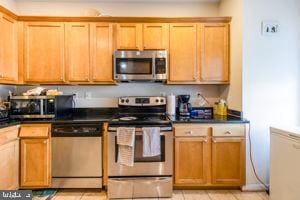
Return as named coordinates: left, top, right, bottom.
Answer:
left=51, top=189, right=269, bottom=200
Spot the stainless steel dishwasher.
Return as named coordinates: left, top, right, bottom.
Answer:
left=51, top=123, right=103, bottom=188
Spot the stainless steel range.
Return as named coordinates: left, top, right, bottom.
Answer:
left=108, top=96, right=173, bottom=199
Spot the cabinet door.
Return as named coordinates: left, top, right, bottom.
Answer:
left=24, top=22, right=65, bottom=83
left=0, top=140, right=19, bottom=190
left=65, top=23, right=90, bottom=83
left=143, top=23, right=169, bottom=50
left=211, top=137, right=245, bottom=186
left=20, top=138, right=51, bottom=188
left=175, top=137, right=210, bottom=185
left=116, top=23, right=142, bottom=50
left=91, top=23, right=114, bottom=82
left=200, top=23, right=229, bottom=82
left=169, top=24, right=198, bottom=82
left=0, top=13, right=18, bottom=83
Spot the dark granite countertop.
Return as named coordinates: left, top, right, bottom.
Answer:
left=171, top=115, right=249, bottom=124
left=0, top=120, right=21, bottom=129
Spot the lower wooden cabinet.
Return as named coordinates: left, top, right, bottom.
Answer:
left=211, top=137, right=245, bottom=186
left=0, top=126, right=19, bottom=190
left=174, top=124, right=246, bottom=187
left=19, top=124, right=51, bottom=188
left=174, top=137, right=210, bottom=185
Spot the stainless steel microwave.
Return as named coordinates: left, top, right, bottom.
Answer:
left=114, top=50, right=168, bottom=82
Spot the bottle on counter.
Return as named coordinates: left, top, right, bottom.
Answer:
left=214, top=99, right=227, bottom=116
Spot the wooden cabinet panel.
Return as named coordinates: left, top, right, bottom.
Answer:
left=200, top=23, right=229, bottom=82
left=24, top=22, right=65, bottom=83
left=169, top=24, right=198, bottom=82
left=174, top=124, right=210, bottom=137
left=211, top=137, right=245, bottom=186
left=91, top=23, right=114, bottom=82
left=66, top=23, right=90, bottom=82
left=212, top=124, right=245, bottom=137
left=0, top=126, right=19, bottom=190
left=116, top=23, right=143, bottom=50
left=175, top=137, right=210, bottom=185
left=0, top=13, right=18, bottom=83
left=20, top=138, right=51, bottom=188
left=143, top=23, right=169, bottom=50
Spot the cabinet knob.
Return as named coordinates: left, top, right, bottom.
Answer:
left=224, top=131, right=232, bottom=135
left=186, top=131, right=193, bottom=135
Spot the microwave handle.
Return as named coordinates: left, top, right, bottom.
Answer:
left=40, top=99, right=44, bottom=115
left=152, top=56, right=156, bottom=78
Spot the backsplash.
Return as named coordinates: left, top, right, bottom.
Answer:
left=16, top=84, right=223, bottom=108
left=0, top=85, right=15, bottom=101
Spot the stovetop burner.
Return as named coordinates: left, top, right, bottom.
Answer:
left=119, top=116, right=138, bottom=121
left=110, top=114, right=171, bottom=126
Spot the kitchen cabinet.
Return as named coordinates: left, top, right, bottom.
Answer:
left=143, top=23, right=169, bottom=50
left=211, top=124, right=245, bottom=186
left=116, top=23, right=143, bottom=50
left=169, top=23, right=198, bottom=82
left=20, top=124, right=51, bottom=188
left=200, top=23, right=229, bottom=82
left=0, top=126, right=19, bottom=190
left=174, top=124, right=246, bottom=187
left=116, top=23, right=169, bottom=51
left=24, top=22, right=65, bottom=83
left=174, top=125, right=211, bottom=186
left=0, top=13, right=18, bottom=84
left=91, top=23, right=114, bottom=83
left=65, top=23, right=90, bottom=83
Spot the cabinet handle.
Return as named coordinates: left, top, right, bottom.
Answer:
left=224, top=131, right=232, bottom=135
left=293, top=144, right=300, bottom=149
left=213, top=139, right=217, bottom=143
left=186, top=131, right=193, bottom=135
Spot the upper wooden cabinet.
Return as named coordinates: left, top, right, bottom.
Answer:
left=0, top=13, right=18, bottom=84
left=116, top=23, right=143, bottom=50
left=24, top=22, right=65, bottom=83
left=169, top=23, right=198, bottom=82
left=91, top=23, right=114, bottom=82
left=200, top=23, right=229, bottom=82
left=65, top=23, right=90, bottom=83
left=143, top=23, right=169, bottom=50
left=116, top=23, right=169, bottom=51
left=20, top=124, right=51, bottom=188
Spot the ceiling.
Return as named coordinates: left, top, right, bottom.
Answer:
left=15, top=0, right=220, bottom=2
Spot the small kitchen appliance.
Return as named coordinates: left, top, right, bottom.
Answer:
left=9, top=95, right=73, bottom=119
left=114, top=50, right=168, bottom=82
left=178, top=95, right=192, bottom=117
left=108, top=96, right=173, bottom=199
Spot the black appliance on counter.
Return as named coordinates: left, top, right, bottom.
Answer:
left=9, top=95, right=73, bottom=119
left=177, top=95, right=192, bottom=117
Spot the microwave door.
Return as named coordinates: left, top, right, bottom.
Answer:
left=115, top=58, right=154, bottom=81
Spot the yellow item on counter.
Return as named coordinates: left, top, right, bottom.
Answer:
left=214, top=100, right=228, bottom=116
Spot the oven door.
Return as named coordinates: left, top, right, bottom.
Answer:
left=114, top=51, right=155, bottom=81
left=108, top=129, right=173, bottom=176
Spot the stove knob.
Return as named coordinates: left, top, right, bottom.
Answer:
left=160, top=99, right=164, bottom=103
left=156, top=99, right=159, bottom=103
left=121, top=99, right=125, bottom=103
left=126, top=99, right=129, bottom=103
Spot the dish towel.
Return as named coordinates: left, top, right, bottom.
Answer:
left=142, top=127, right=161, bottom=157
left=117, top=127, right=135, bottom=167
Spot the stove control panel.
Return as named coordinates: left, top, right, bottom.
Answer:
left=119, top=96, right=166, bottom=106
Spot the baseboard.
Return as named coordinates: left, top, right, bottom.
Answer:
left=242, top=183, right=267, bottom=191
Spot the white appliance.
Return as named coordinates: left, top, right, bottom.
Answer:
left=270, top=127, right=300, bottom=200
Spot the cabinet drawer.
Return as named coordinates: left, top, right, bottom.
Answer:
left=19, top=124, right=50, bottom=138
left=212, top=124, right=245, bottom=137
left=0, top=126, right=19, bottom=146
left=174, top=125, right=210, bottom=137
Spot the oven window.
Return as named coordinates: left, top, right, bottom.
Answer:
left=115, top=135, right=165, bottom=162
left=116, top=58, right=152, bottom=74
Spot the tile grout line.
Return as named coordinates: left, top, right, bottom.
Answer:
left=205, top=190, right=213, bottom=200
left=230, top=190, right=240, bottom=200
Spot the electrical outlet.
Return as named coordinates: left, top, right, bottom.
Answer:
left=262, top=20, right=279, bottom=36
left=85, top=92, right=92, bottom=99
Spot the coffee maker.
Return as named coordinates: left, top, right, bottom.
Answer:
left=178, top=95, right=192, bottom=117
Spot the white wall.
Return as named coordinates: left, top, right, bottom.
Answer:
left=15, top=1, right=219, bottom=16
left=0, top=0, right=17, bottom=12
left=243, top=0, right=300, bottom=189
